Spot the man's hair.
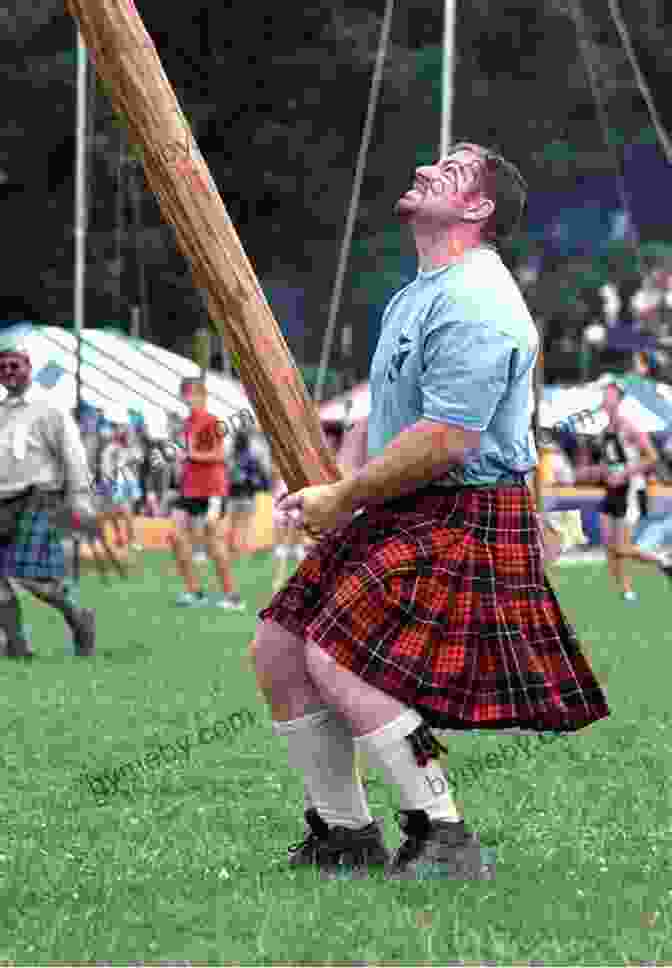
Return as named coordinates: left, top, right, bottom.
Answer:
left=180, top=377, right=206, bottom=395
left=605, top=381, right=625, bottom=399
left=448, top=141, right=527, bottom=243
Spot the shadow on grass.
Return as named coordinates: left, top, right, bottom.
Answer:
left=97, top=640, right=153, bottom=662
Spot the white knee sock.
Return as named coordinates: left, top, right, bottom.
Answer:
left=273, top=708, right=373, bottom=830
left=355, top=709, right=461, bottom=822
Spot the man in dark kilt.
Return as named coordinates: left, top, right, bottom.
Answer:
left=252, top=142, right=610, bottom=880
left=0, top=333, right=96, bottom=658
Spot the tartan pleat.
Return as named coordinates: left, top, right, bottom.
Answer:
left=258, top=484, right=610, bottom=733
left=0, top=509, right=65, bottom=579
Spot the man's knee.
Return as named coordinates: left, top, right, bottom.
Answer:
left=173, top=526, right=192, bottom=548
left=305, top=640, right=336, bottom=672
left=253, top=620, right=306, bottom=677
left=204, top=525, right=225, bottom=553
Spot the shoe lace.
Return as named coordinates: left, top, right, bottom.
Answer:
left=392, top=834, right=423, bottom=869
left=288, top=829, right=321, bottom=855
left=288, top=825, right=375, bottom=867
left=408, top=724, right=449, bottom=766
left=392, top=810, right=429, bottom=867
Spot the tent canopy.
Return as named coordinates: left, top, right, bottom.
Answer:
left=0, top=325, right=254, bottom=436
left=541, top=374, right=672, bottom=434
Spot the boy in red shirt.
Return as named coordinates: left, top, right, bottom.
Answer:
left=171, top=378, right=244, bottom=610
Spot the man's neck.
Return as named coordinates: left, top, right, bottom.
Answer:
left=413, top=228, right=489, bottom=273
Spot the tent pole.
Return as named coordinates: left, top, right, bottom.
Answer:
left=440, top=0, right=457, bottom=157
left=73, top=28, right=89, bottom=586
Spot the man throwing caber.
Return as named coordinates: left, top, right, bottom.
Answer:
left=0, top=331, right=96, bottom=658
left=252, top=142, right=610, bottom=880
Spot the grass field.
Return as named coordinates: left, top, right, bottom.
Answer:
left=0, top=550, right=670, bottom=965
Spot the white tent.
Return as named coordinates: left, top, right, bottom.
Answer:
left=84, top=330, right=251, bottom=418
left=8, top=326, right=254, bottom=435
left=540, top=375, right=672, bottom=435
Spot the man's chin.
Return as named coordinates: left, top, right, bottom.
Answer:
left=395, top=199, right=417, bottom=223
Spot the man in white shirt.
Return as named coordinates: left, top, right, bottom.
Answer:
left=0, top=334, right=97, bottom=658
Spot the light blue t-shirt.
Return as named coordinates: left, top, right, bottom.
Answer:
left=368, top=245, right=539, bottom=486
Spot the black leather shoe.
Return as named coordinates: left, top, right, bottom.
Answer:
left=288, top=808, right=390, bottom=876
left=6, top=637, right=34, bottom=659
left=72, top=608, right=96, bottom=656
left=385, top=810, right=495, bottom=880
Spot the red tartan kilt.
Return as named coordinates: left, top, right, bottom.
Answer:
left=258, top=484, right=610, bottom=733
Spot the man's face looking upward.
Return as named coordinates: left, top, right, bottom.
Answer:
left=396, top=145, right=492, bottom=229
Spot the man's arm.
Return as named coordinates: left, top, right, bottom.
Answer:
left=621, top=417, right=658, bottom=478
left=336, top=416, right=369, bottom=474
left=333, top=316, right=515, bottom=511
left=334, top=418, right=479, bottom=512
left=57, top=410, right=96, bottom=515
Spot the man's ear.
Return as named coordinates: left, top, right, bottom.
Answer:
left=464, top=196, right=495, bottom=223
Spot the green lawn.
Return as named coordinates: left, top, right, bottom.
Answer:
left=0, top=552, right=670, bottom=964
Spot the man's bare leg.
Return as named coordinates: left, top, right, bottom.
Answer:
left=229, top=509, right=253, bottom=558
left=205, top=519, right=235, bottom=595
left=611, top=519, right=634, bottom=595
left=172, top=516, right=200, bottom=594
left=601, top=514, right=631, bottom=595
left=251, top=620, right=374, bottom=831
left=305, top=641, right=462, bottom=824
left=122, top=507, right=138, bottom=547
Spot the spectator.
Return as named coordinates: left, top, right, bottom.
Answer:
left=97, top=424, right=143, bottom=553
left=170, top=378, right=244, bottom=610
left=546, top=442, right=575, bottom=485
left=226, top=428, right=271, bottom=558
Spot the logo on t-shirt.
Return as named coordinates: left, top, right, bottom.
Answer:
left=388, top=334, right=413, bottom=382
left=196, top=425, right=218, bottom=450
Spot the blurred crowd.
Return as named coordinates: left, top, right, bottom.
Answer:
left=540, top=434, right=672, bottom=487
left=71, top=349, right=672, bottom=514
left=73, top=406, right=347, bottom=537
left=75, top=406, right=274, bottom=521
left=540, top=350, right=672, bottom=488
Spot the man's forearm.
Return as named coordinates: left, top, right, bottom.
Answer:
left=337, top=417, right=369, bottom=474
left=334, top=419, right=477, bottom=512
left=59, top=413, right=96, bottom=513
left=63, top=456, right=96, bottom=514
